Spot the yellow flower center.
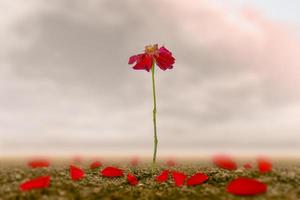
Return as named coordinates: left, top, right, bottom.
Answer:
left=145, top=44, right=159, bottom=55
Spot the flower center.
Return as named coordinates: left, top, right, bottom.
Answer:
left=145, top=44, right=159, bottom=55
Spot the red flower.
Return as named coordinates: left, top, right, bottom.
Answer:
left=227, top=177, right=267, bottom=196
left=101, top=166, right=124, bottom=177
left=172, top=171, right=186, bottom=187
left=70, top=165, right=85, bottom=181
left=28, top=159, right=50, bottom=168
left=128, top=44, right=175, bottom=72
left=20, top=176, right=51, bottom=191
left=186, top=173, right=209, bottom=186
left=127, top=173, right=139, bottom=186
left=156, top=170, right=169, bottom=183
left=213, top=155, right=237, bottom=170
left=90, top=161, right=102, bottom=169
left=257, top=158, right=272, bottom=173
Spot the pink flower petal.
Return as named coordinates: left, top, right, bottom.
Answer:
left=227, top=177, right=267, bottom=196
left=127, top=173, right=138, bottom=186
left=172, top=171, right=186, bottom=187
left=156, top=170, right=169, bottom=183
left=70, top=165, right=85, bottom=181
left=186, top=173, right=209, bottom=186
left=20, top=176, right=51, bottom=191
left=101, top=166, right=124, bottom=177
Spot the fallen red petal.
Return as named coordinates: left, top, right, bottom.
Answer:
left=70, top=165, right=85, bottom=180
left=101, top=166, right=124, bottom=177
left=257, top=158, right=272, bottom=173
left=28, top=159, right=50, bottom=168
left=243, top=163, right=252, bottom=169
left=227, top=177, right=267, bottom=196
left=172, top=171, right=186, bottom=187
left=156, top=170, right=169, bottom=183
left=127, top=173, right=138, bottom=186
left=90, top=161, right=102, bottom=169
left=213, top=155, right=237, bottom=170
left=20, top=176, right=51, bottom=191
left=186, top=173, right=209, bottom=186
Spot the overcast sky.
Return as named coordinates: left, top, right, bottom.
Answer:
left=1, top=0, right=300, bottom=156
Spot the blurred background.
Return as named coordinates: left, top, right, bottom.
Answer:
left=1, top=0, right=300, bottom=157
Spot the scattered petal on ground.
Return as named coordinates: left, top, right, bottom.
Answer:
left=166, top=159, right=176, bottom=167
left=243, top=163, right=252, bottom=169
left=90, top=161, right=102, bottom=169
left=70, top=165, right=85, bottom=180
left=227, top=177, right=267, bottom=196
left=257, top=158, right=272, bottom=173
left=156, top=170, right=169, bottom=183
left=172, top=171, right=186, bottom=187
left=28, top=159, right=50, bottom=168
left=127, top=173, right=138, bottom=185
left=213, top=155, right=237, bottom=170
left=186, top=173, right=209, bottom=186
left=20, top=176, right=51, bottom=191
left=101, top=167, right=124, bottom=177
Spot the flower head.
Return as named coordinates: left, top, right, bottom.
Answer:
left=128, top=44, right=175, bottom=71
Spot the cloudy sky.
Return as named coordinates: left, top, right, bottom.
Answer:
left=1, top=0, right=300, bottom=156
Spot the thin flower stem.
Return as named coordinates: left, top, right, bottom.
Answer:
left=151, top=63, right=158, bottom=172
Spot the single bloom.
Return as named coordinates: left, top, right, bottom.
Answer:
left=70, top=165, right=85, bottom=181
left=186, top=173, right=209, bottom=186
left=227, top=177, right=267, bottom=196
left=156, top=170, right=169, bottom=183
left=20, top=176, right=51, bottom=191
left=127, top=173, right=139, bottom=186
left=213, top=155, right=237, bottom=170
left=101, top=166, right=124, bottom=177
left=128, top=44, right=175, bottom=72
left=172, top=171, right=186, bottom=187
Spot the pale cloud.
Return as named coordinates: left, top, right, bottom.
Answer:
left=1, top=0, right=300, bottom=155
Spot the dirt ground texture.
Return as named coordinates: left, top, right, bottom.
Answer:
left=0, top=158, right=299, bottom=200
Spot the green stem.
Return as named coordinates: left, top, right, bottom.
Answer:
left=151, top=63, right=158, bottom=172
